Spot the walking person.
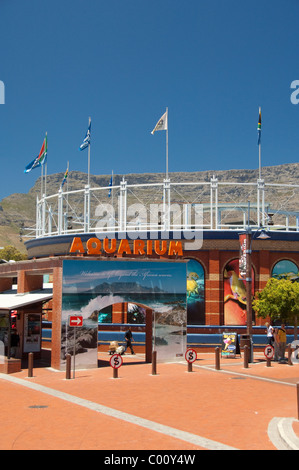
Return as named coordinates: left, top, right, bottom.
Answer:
left=265, top=322, right=274, bottom=346
left=10, top=329, right=20, bottom=358
left=124, top=327, right=135, bottom=355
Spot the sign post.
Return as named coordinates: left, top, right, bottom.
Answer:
left=110, top=353, right=123, bottom=378
left=185, top=348, right=197, bottom=372
left=264, top=345, right=274, bottom=367
left=68, top=315, right=83, bottom=379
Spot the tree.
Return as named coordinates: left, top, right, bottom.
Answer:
left=0, top=245, right=27, bottom=262
left=253, top=278, right=299, bottom=339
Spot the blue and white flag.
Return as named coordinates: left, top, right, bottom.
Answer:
left=79, top=120, right=91, bottom=151
left=108, top=175, right=113, bottom=197
left=24, top=155, right=41, bottom=173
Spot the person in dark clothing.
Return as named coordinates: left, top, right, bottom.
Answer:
left=10, top=330, right=20, bottom=358
left=124, top=327, right=135, bottom=354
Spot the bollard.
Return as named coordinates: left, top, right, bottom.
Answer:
left=266, top=357, right=271, bottom=367
left=188, top=362, right=192, bottom=373
left=66, top=354, right=71, bottom=379
left=297, top=383, right=299, bottom=421
left=113, top=367, right=118, bottom=379
left=215, top=347, right=220, bottom=370
left=28, top=352, right=34, bottom=378
left=243, top=345, right=249, bottom=368
left=288, top=344, right=293, bottom=366
left=152, top=350, right=157, bottom=375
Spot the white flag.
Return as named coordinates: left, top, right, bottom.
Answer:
left=151, top=110, right=168, bottom=134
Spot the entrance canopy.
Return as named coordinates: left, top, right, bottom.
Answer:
left=0, top=290, right=52, bottom=310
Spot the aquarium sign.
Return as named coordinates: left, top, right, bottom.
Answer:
left=69, top=237, right=183, bottom=257
left=239, top=233, right=247, bottom=279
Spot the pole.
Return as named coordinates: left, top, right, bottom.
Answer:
left=246, top=229, right=252, bottom=337
left=41, top=164, right=43, bottom=199
left=28, top=352, right=34, bottom=377
left=66, top=354, right=71, bottom=379
left=88, top=116, right=91, bottom=187
left=258, top=138, right=261, bottom=180
left=243, top=345, right=249, bottom=368
left=152, top=350, right=157, bottom=375
left=111, top=170, right=114, bottom=211
left=66, top=161, right=69, bottom=220
left=258, top=107, right=262, bottom=180
left=166, top=107, right=168, bottom=180
left=215, top=347, right=220, bottom=370
left=73, top=328, right=76, bottom=379
left=45, top=160, right=47, bottom=197
left=7, top=311, right=11, bottom=360
left=246, top=202, right=253, bottom=338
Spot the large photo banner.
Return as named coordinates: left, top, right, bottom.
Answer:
left=61, top=259, right=187, bottom=369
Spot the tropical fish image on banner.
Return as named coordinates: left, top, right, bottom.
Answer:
left=224, top=259, right=254, bottom=326
left=186, top=259, right=205, bottom=325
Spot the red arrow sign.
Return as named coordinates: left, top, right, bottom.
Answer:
left=68, top=315, right=83, bottom=327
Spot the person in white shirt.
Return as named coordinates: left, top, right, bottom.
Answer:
left=265, top=322, right=274, bottom=346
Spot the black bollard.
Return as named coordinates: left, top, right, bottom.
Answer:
left=215, top=347, right=220, bottom=370
left=66, top=354, right=71, bottom=379
left=288, top=344, right=293, bottom=366
left=152, top=350, right=157, bottom=375
left=266, top=356, right=271, bottom=367
left=28, top=352, right=34, bottom=377
left=243, top=345, right=249, bottom=368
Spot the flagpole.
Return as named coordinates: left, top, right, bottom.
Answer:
left=44, top=131, right=48, bottom=196
left=88, top=116, right=91, bottom=187
left=112, top=169, right=114, bottom=208
left=166, top=107, right=168, bottom=180
left=41, top=164, right=43, bottom=199
left=66, top=160, right=69, bottom=209
left=258, top=107, right=261, bottom=180
left=45, top=160, right=47, bottom=197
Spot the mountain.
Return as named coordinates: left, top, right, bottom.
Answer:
left=88, top=281, right=166, bottom=294
left=0, top=162, right=298, bottom=253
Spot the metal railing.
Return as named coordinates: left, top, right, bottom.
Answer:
left=31, top=176, right=299, bottom=238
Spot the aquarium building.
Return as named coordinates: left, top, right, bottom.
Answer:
left=0, top=175, right=298, bottom=372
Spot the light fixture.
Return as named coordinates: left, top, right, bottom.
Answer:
left=256, top=230, right=271, bottom=240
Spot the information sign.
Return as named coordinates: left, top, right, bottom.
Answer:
left=221, top=332, right=240, bottom=358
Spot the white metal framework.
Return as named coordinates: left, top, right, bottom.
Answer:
left=33, top=176, right=299, bottom=238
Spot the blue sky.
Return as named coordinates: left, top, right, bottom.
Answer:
left=0, top=0, right=298, bottom=200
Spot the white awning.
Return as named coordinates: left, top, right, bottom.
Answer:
left=0, top=290, right=52, bottom=310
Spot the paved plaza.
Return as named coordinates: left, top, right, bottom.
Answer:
left=1, top=351, right=299, bottom=451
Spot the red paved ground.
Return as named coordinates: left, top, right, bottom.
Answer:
left=1, top=352, right=299, bottom=450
